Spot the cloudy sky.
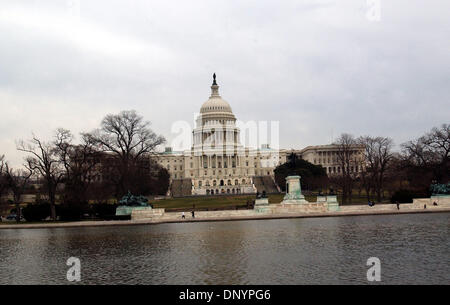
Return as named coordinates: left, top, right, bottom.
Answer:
left=0, top=0, right=449, bottom=167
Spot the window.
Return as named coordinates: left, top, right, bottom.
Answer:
left=199, top=181, right=202, bottom=187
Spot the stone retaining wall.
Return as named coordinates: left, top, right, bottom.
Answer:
left=131, top=208, right=165, bottom=220
left=413, top=196, right=450, bottom=208
left=130, top=196, right=450, bottom=222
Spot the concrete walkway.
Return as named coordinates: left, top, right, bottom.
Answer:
left=0, top=203, right=449, bottom=230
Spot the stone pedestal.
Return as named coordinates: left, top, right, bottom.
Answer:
left=317, top=196, right=327, bottom=203
left=254, top=197, right=269, bottom=213
left=281, top=176, right=308, bottom=204
left=116, top=206, right=152, bottom=216
left=326, top=195, right=339, bottom=211
left=255, top=198, right=269, bottom=206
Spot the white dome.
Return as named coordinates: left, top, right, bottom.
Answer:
left=200, top=96, right=233, bottom=114
left=200, top=74, right=233, bottom=114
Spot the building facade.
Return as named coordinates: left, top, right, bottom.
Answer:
left=156, top=76, right=365, bottom=196
left=288, top=144, right=366, bottom=176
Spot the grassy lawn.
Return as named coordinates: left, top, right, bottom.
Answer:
left=150, top=194, right=258, bottom=210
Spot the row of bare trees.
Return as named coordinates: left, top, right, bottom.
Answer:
left=0, top=155, right=33, bottom=221
left=0, top=110, right=169, bottom=221
left=332, top=124, right=449, bottom=204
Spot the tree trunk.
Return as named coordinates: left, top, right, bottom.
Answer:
left=15, top=202, right=20, bottom=223
left=50, top=203, right=56, bottom=221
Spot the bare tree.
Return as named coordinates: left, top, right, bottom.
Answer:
left=5, top=164, right=33, bottom=222
left=0, top=155, right=10, bottom=214
left=83, top=110, right=165, bottom=197
left=402, top=124, right=450, bottom=183
left=358, top=136, right=394, bottom=202
left=17, top=135, right=64, bottom=220
left=54, top=128, right=100, bottom=205
left=334, top=134, right=359, bottom=204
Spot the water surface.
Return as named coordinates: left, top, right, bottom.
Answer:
left=0, top=213, right=448, bottom=284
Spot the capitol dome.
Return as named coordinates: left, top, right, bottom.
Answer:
left=200, top=74, right=233, bottom=114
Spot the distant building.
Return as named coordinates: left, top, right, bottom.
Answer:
left=288, top=144, right=366, bottom=176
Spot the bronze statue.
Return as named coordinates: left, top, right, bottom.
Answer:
left=118, top=191, right=152, bottom=207
left=430, top=183, right=450, bottom=195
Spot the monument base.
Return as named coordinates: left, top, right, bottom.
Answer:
left=116, top=206, right=152, bottom=217
left=326, top=195, right=339, bottom=211
left=131, top=208, right=165, bottom=220
left=281, top=193, right=309, bottom=204
left=255, top=198, right=269, bottom=206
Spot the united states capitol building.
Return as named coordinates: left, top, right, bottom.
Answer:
left=156, top=75, right=365, bottom=197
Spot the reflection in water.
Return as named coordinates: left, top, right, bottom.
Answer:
left=0, top=213, right=448, bottom=284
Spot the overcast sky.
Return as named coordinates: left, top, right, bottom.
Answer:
left=1, top=0, right=449, bottom=167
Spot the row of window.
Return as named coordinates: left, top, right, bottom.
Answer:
left=167, top=165, right=183, bottom=171
left=206, top=189, right=241, bottom=195
left=327, top=166, right=360, bottom=174
left=199, top=179, right=247, bottom=187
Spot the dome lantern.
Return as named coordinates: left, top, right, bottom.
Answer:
left=200, top=73, right=233, bottom=114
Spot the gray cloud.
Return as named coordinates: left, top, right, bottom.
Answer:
left=0, top=0, right=449, bottom=167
